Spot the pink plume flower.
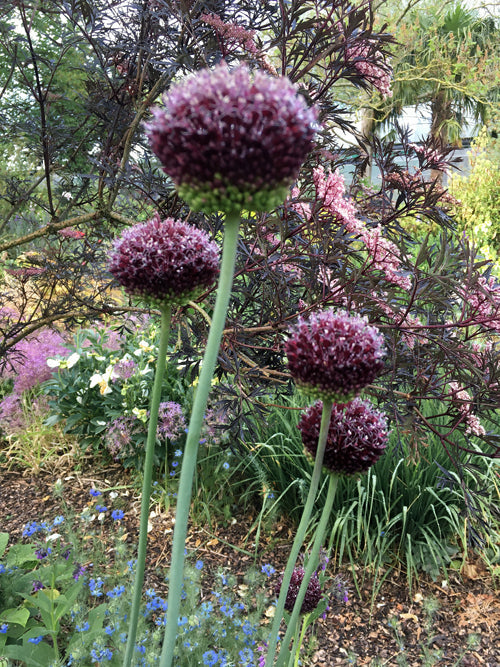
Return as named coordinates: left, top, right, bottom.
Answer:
left=298, top=398, right=389, bottom=475
left=108, top=214, right=219, bottom=307
left=145, top=63, right=318, bottom=213
left=285, top=310, right=386, bottom=403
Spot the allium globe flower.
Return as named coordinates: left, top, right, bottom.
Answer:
left=285, top=310, right=386, bottom=402
left=145, top=63, right=318, bottom=214
left=298, top=398, right=388, bottom=475
left=108, top=214, right=219, bottom=307
left=275, top=567, right=322, bottom=614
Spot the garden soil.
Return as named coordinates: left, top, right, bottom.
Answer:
left=1, top=463, right=499, bottom=666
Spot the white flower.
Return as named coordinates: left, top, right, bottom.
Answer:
left=89, top=364, right=118, bottom=395
left=47, top=358, right=61, bottom=368
left=134, top=340, right=155, bottom=355
left=66, top=352, right=80, bottom=368
left=62, top=191, right=73, bottom=200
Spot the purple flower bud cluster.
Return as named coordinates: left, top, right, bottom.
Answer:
left=285, top=310, right=386, bottom=403
left=146, top=63, right=318, bottom=213
left=275, top=566, right=322, bottom=614
left=298, top=398, right=388, bottom=475
left=108, top=213, right=220, bottom=307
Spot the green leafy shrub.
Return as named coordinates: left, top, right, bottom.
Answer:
left=449, top=128, right=500, bottom=269
left=41, top=316, right=193, bottom=469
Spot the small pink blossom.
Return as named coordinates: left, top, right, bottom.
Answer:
left=448, top=382, right=486, bottom=437
left=313, top=166, right=411, bottom=289
left=347, top=43, right=392, bottom=99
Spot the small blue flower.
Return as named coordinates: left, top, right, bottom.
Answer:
left=76, top=622, right=89, bottom=632
left=89, top=489, right=101, bottom=497
left=22, top=521, right=49, bottom=537
left=111, top=509, right=124, bottom=521
left=95, top=504, right=108, bottom=513
left=107, top=584, right=126, bottom=599
left=195, top=560, right=204, bottom=570
left=238, top=648, right=254, bottom=666
left=222, top=462, right=230, bottom=470
left=0, top=623, right=8, bottom=633
left=203, top=650, right=219, bottom=666
left=88, top=577, right=104, bottom=597
left=171, top=461, right=178, bottom=468
left=0, top=563, right=6, bottom=574
left=261, top=564, right=276, bottom=577
left=174, top=449, right=183, bottom=457
left=35, top=547, right=51, bottom=560
left=28, top=635, right=44, bottom=644
left=52, top=515, right=65, bottom=526
left=104, top=625, right=115, bottom=636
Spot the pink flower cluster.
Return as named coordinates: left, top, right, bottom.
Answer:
left=200, top=13, right=277, bottom=74
left=448, top=382, right=486, bottom=437
left=346, top=43, right=392, bottom=99
left=466, top=276, right=500, bottom=332
left=201, top=13, right=257, bottom=54
left=311, top=166, right=411, bottom=290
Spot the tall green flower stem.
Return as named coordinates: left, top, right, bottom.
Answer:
left=265, top=398, right=334, bottom=667
left=289, top=614, right=310, bottom=667
left=159, top=211, right=241, bottom=667
left=123, top=305, right=172, bottom=667
left=276, top=472, right=339, bottom=667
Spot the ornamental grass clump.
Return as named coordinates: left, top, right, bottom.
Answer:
left=146, top=63, right=318, bottom=214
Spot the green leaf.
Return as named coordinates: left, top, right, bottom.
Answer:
left=5, top=544, right=37, bottom=568
left=0, top=607, right=30, bottom=627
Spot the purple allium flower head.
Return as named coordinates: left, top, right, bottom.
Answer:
left=285, top=310, right=386, bottom=402
left=275, top=567, right=322, bottom=614
left=108, top=213, right=220, bottom=307
left=298, top=398, right=388, bottom=475
left=145, top=63, right=318, bottom=213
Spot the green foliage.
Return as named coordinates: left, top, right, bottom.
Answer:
left=234, top=396, right=499, bottom=588
left=41, top=316, right=192, bottom=469
left=449, top=128, right=500, bottom=270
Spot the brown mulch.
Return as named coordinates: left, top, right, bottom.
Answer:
left=1, top=462, right=499, bottom=667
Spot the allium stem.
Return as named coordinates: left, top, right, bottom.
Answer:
left=265, top=399, right=334, bottom=667
left=159, top=211, right=241, bottom=667
left=123, top=304, right=172, bottom=667
left=276, top=473, right=339, bottom=667
left=289, top=614, right=309, bottom=667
